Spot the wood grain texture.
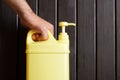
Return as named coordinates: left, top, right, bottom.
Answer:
left=38, top=0, right=55, bottom=24
left=0, top=0, right=118, bottom=80
left=117, top=0, right=120, bottom=79
left=17, top=0, right=37, bottom=80
left=0, top=1, right=17, bottom=80
left=97, top=0, right=115, bottom=80
left=58, top=0, right=76, bottom=80
left=78, top=0, right=96, bottom=80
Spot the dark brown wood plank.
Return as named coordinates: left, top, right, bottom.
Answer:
left=117, top=0, right=120, bottom=79
left=17, top=0, right=37, bottom=80
left=0, top=1, right=17, bottom=80
left=78, top=0, right=96, bottom=80
left=97, top=0, right=115, bottom=80
left=58, top=0, right=76, bottom=80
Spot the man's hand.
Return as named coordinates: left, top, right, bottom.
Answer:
left=20, top=11, right=54, bottom=41
left=4, top=0, right=54, bottom=41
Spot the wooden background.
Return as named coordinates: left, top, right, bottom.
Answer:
left=0, top=0, right=119, bottom=80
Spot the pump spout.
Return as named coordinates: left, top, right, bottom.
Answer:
left=59, top=22, right=76, bottom=34
left=59, top=22, right=76, bottom=27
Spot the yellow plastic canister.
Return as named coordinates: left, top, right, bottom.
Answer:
left=26, top=22, right=76, bottom=80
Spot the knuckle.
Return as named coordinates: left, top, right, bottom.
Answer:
left=49, top=24, right=54, bottom=30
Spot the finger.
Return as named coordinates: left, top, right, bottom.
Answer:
left=40, top=30, right=48, bottom=41
left=32, top=32, right=48, bottom=41
left=32, top=27, right=48, bottom=41
left=32, top=33, right=41, bottom=41
left=47, top=24, right=54, bottom=35
left=39, top=18, right=54, bottom=35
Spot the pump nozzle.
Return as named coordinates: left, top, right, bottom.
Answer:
left=59, top=22, right=76, bottom=33
left=58, top=21, right=76, bottom=44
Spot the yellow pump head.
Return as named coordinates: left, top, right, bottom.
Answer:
left=59, top=22, right=76, bottom=33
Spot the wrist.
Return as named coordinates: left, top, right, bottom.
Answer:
left=16, top=1, right=35, bottom=19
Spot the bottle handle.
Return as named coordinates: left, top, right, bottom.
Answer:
left=26, top=30, right=56, bottom=44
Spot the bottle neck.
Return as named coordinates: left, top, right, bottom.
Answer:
left=62, top=26, right=66, bottom=33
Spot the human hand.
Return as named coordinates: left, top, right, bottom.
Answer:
left=20, top=11, right=54, bottom=41
left=4, top=0, right=54, bottom=41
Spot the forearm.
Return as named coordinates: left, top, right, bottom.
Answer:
left=4, top=0, right=34, bottom=17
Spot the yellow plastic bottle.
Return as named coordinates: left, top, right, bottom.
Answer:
left=26, top=22, right=76, bottom=80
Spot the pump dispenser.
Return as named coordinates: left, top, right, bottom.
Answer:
left=26, top=22, right=76, bottom=80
